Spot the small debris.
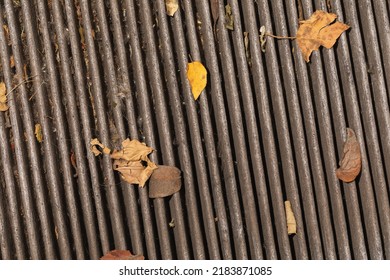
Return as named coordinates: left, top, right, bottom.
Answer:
left=259, top=26, right=267, bottom=53
left=285, top=201, right=297, bottom=235
left=90, top=138, right=111, bottom=156
left=0, top=82, right=8, bottom=111
left=169, top=218, right=175, bottom=228
left=224, top=4, right=234, bottom=30
left=35, top=123, right=43, bottom=143
left=165, top=0, right=178, bottom=17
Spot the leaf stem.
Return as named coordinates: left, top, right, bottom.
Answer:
left=265, top=33, right=296, bottom=40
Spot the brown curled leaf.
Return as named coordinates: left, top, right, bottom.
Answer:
left=100, top=250, right=144, bottom=260
left=285, top=201, right=297, bottom=235
left=336, top=128, right=361, bottom=182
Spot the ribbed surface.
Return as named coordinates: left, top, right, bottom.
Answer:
left=0, top=0, right=389, bottom=260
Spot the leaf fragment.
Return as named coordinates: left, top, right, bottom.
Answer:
left=336, top=128, right=361, bottom=182
left=210, top=0, right=219, bottom=29
left=224, top=4, right=234, bottom=30
left=90, top=138, right=111, bottom=156
left=187, top=61, right=207, bottom=100
left=165, top=0, right=178, bottom=17
left=35, top=123, right=43, bottom=143
left=100, top=249, right=144, bottom=260
left=0, top=82, right=9, bottom=111
left=296, top=10, right=350, bottom=62
left=259, top=26, right=267, bottom=53
left=285, top=201, right=297, bottom=235
left=111, top=139, right=157, bottom=187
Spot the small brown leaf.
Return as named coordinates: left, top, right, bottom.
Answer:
left=149, top=165, right=181, bottom=198
left=35, top=123, right=43, bottom=143
left=100, top=250, right=144, bottom=260
left=285, top=201, right=297, bottom=235
left=297, top=10, right=350, bottom=62
left=111, top=139, right=153, bottom=162
left=90, top=138, right=111, bottom=156
left=0, top=82, right=9, bottom=111
left=336, top=128, right=361, bottom=182
left=165, top=0, right=178, bottom=17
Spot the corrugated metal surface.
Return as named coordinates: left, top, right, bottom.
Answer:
left=0, top=0, right=389, bottom=260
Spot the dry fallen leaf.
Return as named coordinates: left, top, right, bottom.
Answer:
left=165, top=0, right=178, bottom=17
left=297, top=10, right=350, bottom=62
left=285, top=201, right=297, bottom=235
left=90, top=138, right=111, bottom=156
left=100, top=249, right=144, bottom=260
left=111, top=139, right=157, bottom=187
left=0, top=82, right=9, bottom=111
left=224, top=4, right=234, bottom=30
left=187, top=61, right=207, bottom=100
left=35, top=123, right=43, bottom=143
left=336, top=128, right=361, bottom=182
left=148, top=165, right=181, bottom=198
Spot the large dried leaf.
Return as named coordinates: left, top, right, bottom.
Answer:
left=336, top=128, right=361, bottom=182
left=111, top=139, right=157, bottom=187
left=0, top=82, right=9, bottom=111
left=297, top=10, right=349, bottom=62
left=285, top=201, right=297, bottom=235
left=113, top=159, right=157, bottom=187
left=100, top=250, right=144, bottom=260
left=165, top=0, right=178, bottom=17
left=187, top=61, right=207, bottom=100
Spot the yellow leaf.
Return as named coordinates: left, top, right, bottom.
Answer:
left=285, top=201, right=297, bottom=235
left=111, top=139, right=157, bottom=187
left=165, top=0, right=178, bottom=17
left=35, top=124, right=43, bottom=143
left=297, top=10, right=350, bottom=62
left=187, top=61, right=207, bottom=100
left=0, top=82, right=9, bottom=111
left=90, top=138, right=111, bottom=156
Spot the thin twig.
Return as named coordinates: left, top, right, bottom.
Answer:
left=7, top=74, right=38, bottom=96
left=265, top=33, right=296, bottom=40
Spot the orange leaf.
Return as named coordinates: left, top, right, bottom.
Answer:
left=100, top=250, right=144, bottom=260
left=187, top=61, right=207, bottom=100
left=297, top=10, right=349, bottom=62
left=336, top=128, right=361, bottom=182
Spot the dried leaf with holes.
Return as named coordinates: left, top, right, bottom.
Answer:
left=297, top=10, right=349, bottom=62
left=187, top=61, right=207, bottom=100
left=90, top=138, right=111, bottom=156
left=149, top=165, right=181, bottom=198
left=165, top=0, right=178, bottom=16
left=0, top=82, right=9, bottom=111
left=111, top=139, right=157, bottom=187
left=100, top=250, right=144, bottom=260
left=285, top=201, right=297, bottom=235
left=35, top=124, right=43, bottom=143
left=336, top=128, right=361, bottom=182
